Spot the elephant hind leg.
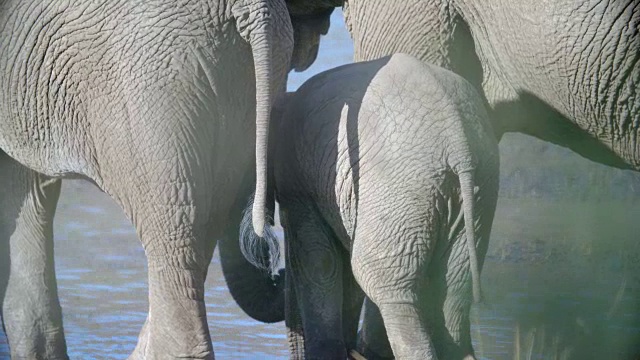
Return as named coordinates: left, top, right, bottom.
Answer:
left=351, top=210, right=438, bottom=359
left=357, top=297, right=394, bottom=360
left=340, top=254, right=364, bottom=352
left=0, top=153, right=68, bottom=359
left=435, top=228, right=489, bottom=360
left=124, top=203, right=216, bottom=359
left=98, top=163, right=219, bottom=359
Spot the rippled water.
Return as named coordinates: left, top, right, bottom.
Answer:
left=2, top=9, right=639, bottom=360
left=1, top=180, right=638, bottom=359
left=2, top=180, right=288, bottom=359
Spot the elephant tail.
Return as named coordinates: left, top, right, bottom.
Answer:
left=250, top=19, right=272, bottom=239
left=232, top=1, right=276, bottom=238
left=458, top=170, right=483, bottom=303
left=239, top=193, right=281, bottom=276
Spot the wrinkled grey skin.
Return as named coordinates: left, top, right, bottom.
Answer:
left=243, top=54, right=500, bottom=359
left=0, top=0, right=294, bottom=358
left=277, top=1, right=639, bottom=358
left=341, top=0, right=640, bottom=170
left=0, top=153, right=65, bottom=359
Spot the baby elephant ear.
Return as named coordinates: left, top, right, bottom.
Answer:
left=290, top=8, right=334, bottom=72
left=268, top=93, right=293, bottom=150
left=272, top=92, right=294, bottom=115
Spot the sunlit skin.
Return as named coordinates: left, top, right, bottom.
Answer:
left=0, top=0, right=294, bottom=358
left=285, top=1, right=640, bottom=358
left=243, top=54, right=500, bottom=360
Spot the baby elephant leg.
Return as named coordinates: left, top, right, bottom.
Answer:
left=437, top=181, right=497, bottom=360
left=357, top=297, right=393, bottom=359
left=0, top=153, right=68, bottom=359
left=341, top=258, right=365, bottom=353
left=437, top=225, right=491, bottom=360
left=283, top=205, right=347, bottom=360
left=351, top=215, right=438, bottom=360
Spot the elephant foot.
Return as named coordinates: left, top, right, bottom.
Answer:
left=11, top=353, right=68, bottom=360
left=127, top=321, right=214, bottom=360
left=8, top=339, right=69, bottom=360
left=129, top=338, right=213, bottom=360
left=123, top=267, right=214, bottom=360
left=129, top=318, right=150, bottom=360
left=128, top=309, right=213, bottom=360
left=3, top=309, right=69, bottom=360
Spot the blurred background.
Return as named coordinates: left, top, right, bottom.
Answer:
left=1, top=9, right=639, bottom=359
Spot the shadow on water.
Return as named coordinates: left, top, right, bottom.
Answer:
left=472, top=196, right=640, bottom=360
left=474, top=261, right=640, bottom=360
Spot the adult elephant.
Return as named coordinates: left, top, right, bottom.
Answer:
left=0, top=0, right=295, bottom=358
left=287, top=1, right=639, bottom=169
left=338, top=2, right=639, bottom=358
left=246, top=54, right=500, bottom=359
left=231, top=0, right=638, bottom=358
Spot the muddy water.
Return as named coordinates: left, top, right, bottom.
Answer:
left=2, top=9, right=640, bottom=360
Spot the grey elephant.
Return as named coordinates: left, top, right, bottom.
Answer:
left=285, top=0, right=639, bottom=169
left=0, top=0, right=295, bottom=358
left=242, top=53, right=500, bottom=359
left=266, top=0, right=640, bottom=357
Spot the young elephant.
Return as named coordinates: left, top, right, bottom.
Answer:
left=243, top=53, right=500, bottom=359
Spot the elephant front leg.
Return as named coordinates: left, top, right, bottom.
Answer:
left=284, top=238, right=305, bottom=360
left=438, top=229, right=483, bottom=360
left=283, top=205, right=348, bottom=359
left=0, top=154, right=68, bottom=359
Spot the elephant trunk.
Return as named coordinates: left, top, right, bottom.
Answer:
left=219, top=232, right=284, bottom=323
left=458, top=170, right=483, bottom=303
left=285, top=259, right=305, bottom=359
left=226, top=193, right=283, bottom=323
left=224, top=0, right=292, bottom=324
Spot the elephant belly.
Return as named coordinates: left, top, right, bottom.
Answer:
left=0, top=106, right=89, bottom=179
left=461, top=0, right=640, bottom=168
